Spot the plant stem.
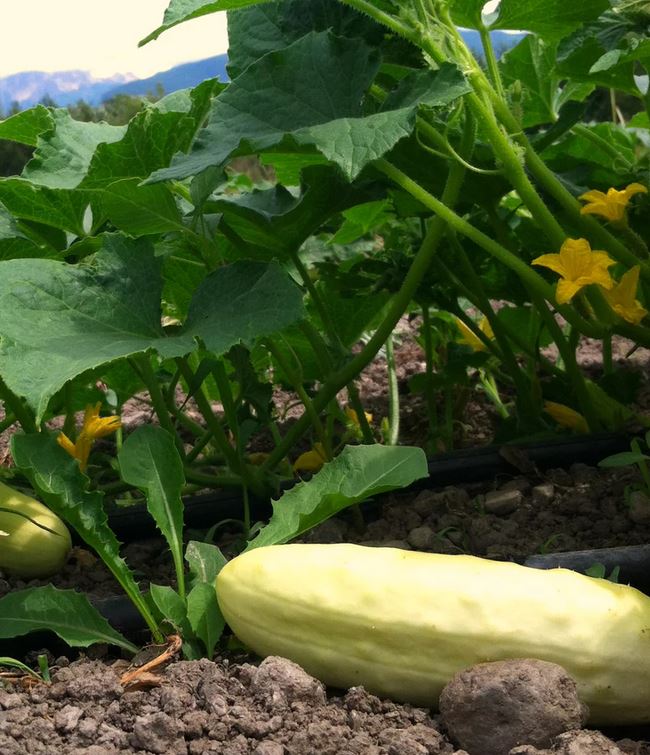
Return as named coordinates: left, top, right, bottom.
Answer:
left=262, top=144, right=470, bottom=472
left=265, top=337, right=330, bottom=458
left=374, top=158, right=606, bottom=339
left=0, top=376, right=36, bottom=433
left=385, top=334, right=400, bottom=445
left=420, top=305, right=439, bottom=449
left=478, top=23, right=505, bottom=99
left=131, top=355, right=185, bottom=458
left=176, top=358, right=265, bottom=497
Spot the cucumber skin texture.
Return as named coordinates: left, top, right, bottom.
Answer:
left=216, top=543, right=650, bottom=725
left=0, top=481, right=72, bottom=578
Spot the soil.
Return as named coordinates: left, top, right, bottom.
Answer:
left=2, top=328, right=650, bottom=754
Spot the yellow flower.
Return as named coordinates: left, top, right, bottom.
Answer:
left=579, top=183, right=647, bottom=223
left=344, top=407, right=373, bottom=428
left=544, top=401, right=588, bottom=434
left=293, top=442, right=328, bottom=473
left=456, top=316, right=494, bottom=351
left=57, top=402, right=121, bottom=472
left=532, top=237, right=615, bottom=304
left=602, top=265, right=648, bottom=325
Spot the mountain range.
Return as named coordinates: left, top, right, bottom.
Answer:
left=0, top=56, right=229, bottom=113
left=0, top=30, right=523, bottom=114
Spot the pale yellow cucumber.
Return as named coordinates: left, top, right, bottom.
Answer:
left=216, top=543, right=650, bottom=725
left=0, top=481, right=72, bottom=578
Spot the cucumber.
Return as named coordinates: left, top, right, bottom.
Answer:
left=0, top=481, right=72, bottom=578
left=216, top=543, right=650, bottom=725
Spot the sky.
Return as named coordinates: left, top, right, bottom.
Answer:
left=2, top=1, right=230, bottom=79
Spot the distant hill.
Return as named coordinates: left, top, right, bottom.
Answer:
left=0, top=55, right=229, bottom=113
left=102, top=55, right=229, bottom=101
left=0, top=70, right=134, bottom=113
left=0, top=30, right=523, bottom=114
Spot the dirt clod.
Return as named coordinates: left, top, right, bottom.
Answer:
left=509, top=729, right=625, bottom=754
left=439, top=659, right=588, bottom=755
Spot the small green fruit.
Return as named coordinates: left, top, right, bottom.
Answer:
left=0, top=481, right=72, bottom=578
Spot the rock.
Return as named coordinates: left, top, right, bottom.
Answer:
left=250, top=656, right=326, bottom=709
left=439, top=659, right=588, bottom=755
left=253, top=742, right=286, bottom=755
left=54, top=704, right=83, bottom=733
left=484, top=489, right=523, bottom=516
left=628, top=490, right=650, bottom=525
left=532, top=483, right=555, bottom=506
left=130, top=711, right=184, bottom=754
left=408, top=526, right=436, bottom=549
left=500, top=478, right=531, bottom=494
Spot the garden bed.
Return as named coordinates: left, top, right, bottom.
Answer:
left=2, top=447, right=650, bottom=754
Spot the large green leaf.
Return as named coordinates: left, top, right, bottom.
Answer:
left=0, top=178, right=90, bottom=235
left=22, top=110, right=125, bottom=190
left=210, top=165, right=381, bottom=259
left=149, top=32, right=469, bottom=183
left=226, top=0, right=387, bottom=77
left=81, top=80, right=221, bottom=189
left=119, top=427, right=186, bottom=598
left=0, top=105, right=54, bottom=147
left=500, top=36, right=593, bottom=127
left=557, top=11, right=650, bottom=93
left=0, top=202, right=43, bottom=260
left=0, top=586, right=137, bottom=653
left=140, top=0, right=274, bottom=45
left=491, top=0, right=609, bottom=39
left=448, top=0, right=486, bottom=29
left=247, top=444, right=428, bottom=550
left=103, top=179, right=185, bottom=236
left=0, top=235, right=304, bottom=419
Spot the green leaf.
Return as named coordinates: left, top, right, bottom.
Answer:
left=0, top=178, right=90, bottom=235
left=330, top=200, right=392, bottom=245
left=0, top=585, right=137, bottom=653
left=10, top=433, right=153, bottom=637
left=141, top=0, right=272, bottom=45
left=149, top=32, right=469, bottom=183
left=211, top=165, right=380, bottom=259
left=103, top=179, right=184, bottom=236
left=0, top=106, right=54, bottom=147
left=0, top=235, right=304, bottom=419
left=491, top=0, right=609, bottom=39
left=23, top=110, right=126, bottom=190
left=82, top=80, right=221, bottom=189
left=185, top=540, right=227, bottom=588
left=150, top=584, right=192, bottom=635
left=247, top=444, right=428, bottom=550
left=226, top=0, right=387, bottom=78
left=541, top=122, right=637, bottom=185
left=598, top=450, right=650, bottom=468
left=186, top=582, right=224, bottom=657
left=557, top=12, right=650, bottom=93
left=119, top=427, right=186, bottom=598
left=500, top=36, right=593, bottom=127
left=447, top=0, right=487, bottom=29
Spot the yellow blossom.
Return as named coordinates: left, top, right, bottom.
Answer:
left=579, top=183, right=647, bottom=223
left=293, top=442, right=328, bottom=473
left=57, top=402, right=121, bottom=472
left=602, top=265, right=648, bottom=325
left=532, top=238, right=615, bottom=304
left=456, top=316, right=494, bottom=351
left=544, top=401, right=588, bottom=434
left=344, top=407, right=373, bottom=428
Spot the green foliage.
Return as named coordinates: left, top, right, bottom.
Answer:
left=0, top=0, right=649, bottom=658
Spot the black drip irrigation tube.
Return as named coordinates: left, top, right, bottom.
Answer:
left=86, top=432, right=650, bottom=635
